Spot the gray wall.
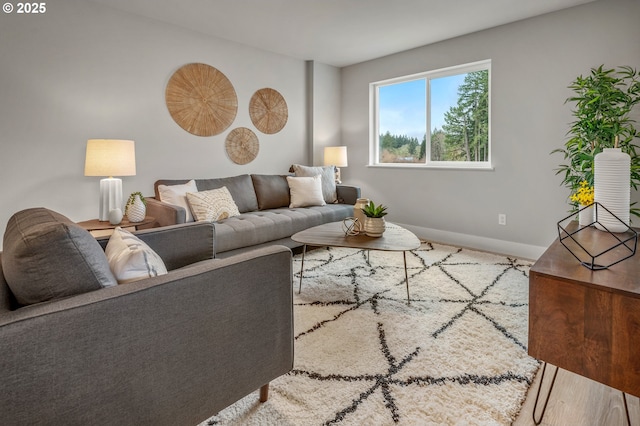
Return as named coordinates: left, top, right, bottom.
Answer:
left=0, top=0, right=310, bottom=242
left=341, top=0, right=640, bottom=258
left=310, top=62, right=342, bottom=165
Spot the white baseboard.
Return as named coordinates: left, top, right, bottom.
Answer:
left=396, top=223, right=547, bottom=261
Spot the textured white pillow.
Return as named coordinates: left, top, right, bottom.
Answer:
left=105, top=227, right=168, bottom=284
left=186, top=186, right=241, bottom=222
left=292, top=164, right=338, bottom=204
left=287, top=175, right=326, bottom=208
left=157, top=179, right=198, bottom=222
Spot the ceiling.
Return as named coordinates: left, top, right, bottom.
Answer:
left=88, top=0, right=596, bottom=67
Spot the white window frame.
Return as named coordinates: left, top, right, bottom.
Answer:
left=369, top=59, right=492, bottom=170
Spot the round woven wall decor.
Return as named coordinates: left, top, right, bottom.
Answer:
left=225, top=127, right=259, bottom=165
left=165, top=63, right=238, bottom=137
left=249, top=88, right=288, bottom=134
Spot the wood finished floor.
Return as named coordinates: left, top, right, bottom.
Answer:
left=514, top=364, right=639, bottom=425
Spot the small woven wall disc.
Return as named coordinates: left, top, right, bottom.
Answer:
left=249, top=88, right=288, bottom=134
left=225, top=127, right=259, bottom=165
left=166, top=63, right=238, bottom=136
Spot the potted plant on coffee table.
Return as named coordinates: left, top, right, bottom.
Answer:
left=362, top=201, right=388, bottom=237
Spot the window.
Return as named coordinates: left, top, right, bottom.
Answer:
left=370, top=60, right=491, bottom=168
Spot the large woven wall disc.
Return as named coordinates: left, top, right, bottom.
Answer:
left=166, top=63, right=238, bottom=136
left=225, top=127, right=259, bottom=164
left=249, top=88, right=288, bottom=134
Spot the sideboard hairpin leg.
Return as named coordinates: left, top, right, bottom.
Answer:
left=403, top=251, right=411, bottom=305
left=532, top=361, right=559, bottom=425
left=298, top=244, right=307, bottom=293
left=623, top=392, right=631, bottom=426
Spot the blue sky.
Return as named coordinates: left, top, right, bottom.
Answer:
left=379, top=74, right=465, bottom=140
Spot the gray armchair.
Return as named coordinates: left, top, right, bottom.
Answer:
left=0, top=209, right=293, bottom=425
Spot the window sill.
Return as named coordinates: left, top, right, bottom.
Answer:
left=367, top=163, right=494, bottom=171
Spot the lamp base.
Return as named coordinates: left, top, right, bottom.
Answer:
left=98, top=177, right=123, bottom=221
left=334, top=167, right=342, bottom=184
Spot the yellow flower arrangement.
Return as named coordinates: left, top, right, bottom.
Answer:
left=570, top=180, right=594, bottom=206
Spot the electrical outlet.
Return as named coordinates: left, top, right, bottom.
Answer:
left=498, top=214, right=507, bottom=226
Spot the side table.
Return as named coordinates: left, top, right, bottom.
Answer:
left=529, top=220, right=640, bottom=424
left=77, top=217, right=156, bottom=237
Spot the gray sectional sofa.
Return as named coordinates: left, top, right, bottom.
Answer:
left=0, top=208, right=293, bottom=425
left=146, top=173, right=361, bottom=257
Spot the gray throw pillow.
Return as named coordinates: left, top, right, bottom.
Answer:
left=251, top=175, right=290, bottom=210
left=1, top=208, right=117, bottom=306
left=291, top=164, right=338, bottom=204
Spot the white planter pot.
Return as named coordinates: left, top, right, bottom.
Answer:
left=594, top=148, right=630, bottom=232
left=364, top=217, right=385, bottom=237
left=126, top=194, right=146, bottom=223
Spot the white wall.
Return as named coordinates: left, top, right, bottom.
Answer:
left=0, top=0, right=309, bottom=242
left=341, top=0, right=640, bottom=258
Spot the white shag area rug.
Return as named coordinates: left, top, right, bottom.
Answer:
left=203, top=242, right=540, bottom=425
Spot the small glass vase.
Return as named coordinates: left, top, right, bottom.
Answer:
left=353, top=198, right=369, bottom=233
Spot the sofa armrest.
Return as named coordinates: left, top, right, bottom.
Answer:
left=0, top=245, right=293, bottom=425
left=145, top=197, right=187, bottom=226
left=337, top=184, right=361, bottom=205
left=96, top=221, right=215, bottom=270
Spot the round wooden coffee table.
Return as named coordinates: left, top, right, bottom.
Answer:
left=291, top=221, right=421, bottom=304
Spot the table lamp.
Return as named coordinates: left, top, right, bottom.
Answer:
left=324, top=146, right=348, bottom=184
left=84, top=139, right=136, bottom=221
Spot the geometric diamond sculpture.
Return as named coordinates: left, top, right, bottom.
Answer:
left=557, top=202, right=637, bottom=270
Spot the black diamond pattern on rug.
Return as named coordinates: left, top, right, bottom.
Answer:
left=206, top=242, right=540, bottom=425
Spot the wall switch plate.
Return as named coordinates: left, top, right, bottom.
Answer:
left=498, top=214, right=507, bottom=226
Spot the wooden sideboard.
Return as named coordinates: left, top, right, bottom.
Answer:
left=529, top=221, right=640, bottom=397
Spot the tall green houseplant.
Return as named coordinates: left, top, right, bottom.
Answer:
left=553, top=65, right=640, bottom=216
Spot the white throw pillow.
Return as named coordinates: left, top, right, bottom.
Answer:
left=186, top=186, right=241, bottom=222
left=287, top=175, right=326, bottom=208
left=292, top=164, right=338, bottom=204
left=105, top=227, right=168, bottom=284
left=157, top=179, right=198, bottom=222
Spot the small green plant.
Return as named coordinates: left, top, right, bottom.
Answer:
left=362, top=201, right=388, bottom=218
left=126, top=191, right=146, bottom=207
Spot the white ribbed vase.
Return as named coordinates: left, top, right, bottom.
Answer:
left=126, top=194, right=146, bottom=223
left=594, top=148, right=630, bottom=232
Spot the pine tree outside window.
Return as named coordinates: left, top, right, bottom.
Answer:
left=370, top=60, right=491, bottom=169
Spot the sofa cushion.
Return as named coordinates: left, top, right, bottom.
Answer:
left=1, top=208, right=117, bottom=306
left=155, top=175, right=259, bottom=213
left=157, top=179, right=198, bottom=222
left=213, top=204, right=354, bottom=253
left=105, top=227, right=168, bottom=284
left=287, top=175, right=326, bottom=208
left=251, top=174, right=290, bottom=210
left=291, top=164, right=338, bottom=204
left=186, top=187, right=241, bottom=222
left=196, top=175, right=258, bottom=213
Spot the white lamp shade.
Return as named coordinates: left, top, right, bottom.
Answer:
left=324, top=146, right=348, bottom=167
left=84, top=139, right=136, bottom=177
